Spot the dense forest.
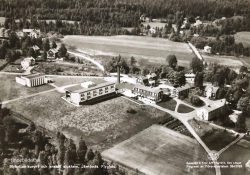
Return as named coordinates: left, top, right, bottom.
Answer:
left=1, top=0, right=250, bottom=21
left=1, top=0, right=250, bottom=36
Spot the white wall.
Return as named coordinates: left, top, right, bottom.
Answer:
left=16, top=77, right=27, bottom=86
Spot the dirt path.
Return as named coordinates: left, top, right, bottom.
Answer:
left=68, top=51, right=104, bottom=71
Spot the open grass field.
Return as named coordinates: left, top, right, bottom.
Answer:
left=3, top=93, right=168, bottom=151
left=189, top=120, right=237, bottom=151
left=62, top=35, right=195, bottom=66
left=201, top=54, right=243, bottom=68
left=50, top=76, right=107, bottom=87
left=0, top=17, right=5, bottom=25
left=0, top=59, right=7, bottom=68
left=234, top=32, right=250, bottom=48
left=102, top=125, right=215, bottom=175
left=177, top=104, right=194, bottom=113
left=0, top=74, right=54, bottom=101
left=157, top=98, right=177, bottom=111
left=219, top=143, right=250, bottom=175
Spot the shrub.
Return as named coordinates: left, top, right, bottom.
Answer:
left=190, top=95, right=202, bottom=106
left=126, top=108, right=137, bottom=114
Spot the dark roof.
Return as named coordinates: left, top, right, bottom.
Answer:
left=67, top=82, right=115, bottom=93
left=115, top=83, right=135, bottom=90
left=176, top=84, right=191, bottom=91
left=134, top=84, right=162, bottom=93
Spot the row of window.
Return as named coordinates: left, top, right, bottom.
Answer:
left=80, top=86, right=114, bottom=97
left=134, top=88, right=157, bottom=96
left=81, top=90, right=112, bottom=99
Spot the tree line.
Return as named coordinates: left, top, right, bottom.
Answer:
left=1, top=0, right=250, bottom=36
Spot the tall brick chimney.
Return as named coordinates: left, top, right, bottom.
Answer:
left=117, top=66, right=120, bottom=83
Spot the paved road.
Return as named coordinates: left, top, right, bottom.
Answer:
left=0, top=88, right=56, bottom=105
left=68, top=51, right=104, bottom=71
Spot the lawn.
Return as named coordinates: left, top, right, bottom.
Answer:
left=177, top=104, right=194, bottom=113
left=0, top=17, right=5, bottom=25
left=50, top=76, right=107, bottom=87
left=183, top=97, right=205, bottom=107
left=0, top=59, right=7, bottom=69
left=189, top=119, right=238, bottom=151
left=201, top=54, right=243, bottom=68
left=3, top=94, right=168, bottom=151
left=219, top=143, right=250, bottom=175
left=32, top=62, right=102, bottom=76
left=62, top=35, right=195, bottom=66
left=0, top=74, right=54, bottom=101
left=102, top=125, right=215, bottom=175
left=234, top=32, right=250, bottom=48
left=157, top=98, right=177, bottom=111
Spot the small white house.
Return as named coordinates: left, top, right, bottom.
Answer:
left=194, top=20, right=203, bottom=27
left=204, top=46, right=212, bottom=54
left=149, top=28, right=156, bottom=34
left=21, top=57, right=35, bottom=70
left=185, top=73, right=196, bottom=83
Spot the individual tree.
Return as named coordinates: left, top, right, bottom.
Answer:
left=51, top=40, right=57, bottom=49
left=194, top=72, right=203, bottom=88
left=237, top=97, right=250, bottom=114
left=32, top=130, right=44, bottom=156
left=239, top=66, right=248, bottom=74
left=190, top=57, right=203, bottom=73
left=3, top=117, right=17, bottom=142
left=85, top=149, right=95, bottom=162
left=43, top=38, right=50, bottom=52
left=228, top=69, right=238, bottom=84
left=57, top=133, right=66, bottom=165
left=64, top=139, right=77, bottom=175
left=42, top=51, right=47, bottom=61
left=38, top=151, right=49, bottom=174
left=190, top=95, right=202, bottom=106
left=235, top=113, right=246, bottom=133
left=27, top=48, right=36, bottom=58
left=58, top=43, right=67, bottom=57
left=166, top=54, right=178, bottom=68
left=130, top=56, right=136, bottom=66
left=0, top=45, right=6, bottom=60
left=77, top=137, right=88, bottom=164
left=217, top=88, right=226, bottom=99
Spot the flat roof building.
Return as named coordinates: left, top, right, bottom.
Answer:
left=132, top=84, right=163, bottom=104
left=64, top=81, right=116, bottom=105
left=197, top=99, right=226, bottom=120
left=16, top=74, right=47, bottom=87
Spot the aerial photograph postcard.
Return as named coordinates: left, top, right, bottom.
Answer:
left=0, top=0, right=250, bottom=175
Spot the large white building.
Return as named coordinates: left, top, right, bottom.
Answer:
left=197, top=99, right=226, bottom=120
left=16, top=74, right=47, bottom=87
left=132, top=84, right=163, bottom=104
left=64, top=82, right=116, bottom=105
